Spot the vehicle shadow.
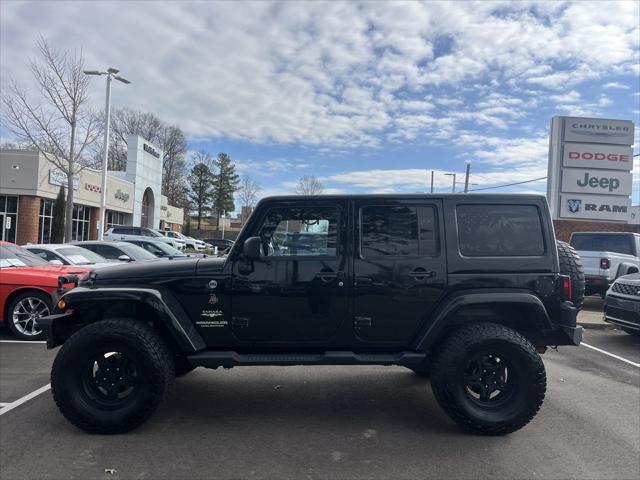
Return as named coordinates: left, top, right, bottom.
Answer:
left=158, top=366, right=455, bottom=435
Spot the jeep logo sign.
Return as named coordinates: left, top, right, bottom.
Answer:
left=559, top=194, right=631, bottom=222
left=562, top=143, right=634, bottom=171
left=561, top=168, right=633, bottom=195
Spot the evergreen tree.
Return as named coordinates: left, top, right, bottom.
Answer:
left=51, top=185, right=66, bottom=243
left=211, top=153, right=240, bottom=226
left=188, top=163, right=215, bottom=230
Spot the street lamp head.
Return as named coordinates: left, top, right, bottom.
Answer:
left=83, top=70, right=104, bottom=76
left=107, top=67, right=120, bottom=74
left=113, top=75, right=131, bottom=85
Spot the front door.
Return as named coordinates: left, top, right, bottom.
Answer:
left=353, top=199, right=446, bottom=344
left=231, top=201, right=349, bottom=344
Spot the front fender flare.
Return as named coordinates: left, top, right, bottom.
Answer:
left=43, top=286, right=206, bottom=351
left=412, top=291, right=553, bottom=351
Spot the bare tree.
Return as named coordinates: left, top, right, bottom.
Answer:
left=190, top=150, right=215, bottom=171
left=295, top=175, right=324, bottom=195
left=2, top=38, right=101, bottom=241
left=237, top=174, right=260, bottom=224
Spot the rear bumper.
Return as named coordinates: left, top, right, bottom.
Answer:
left=605, top=294, right=640, bottom=331
left=585, top=275, right=611, bottom=295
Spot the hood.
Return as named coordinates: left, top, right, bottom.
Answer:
left=616, top=273, right=640, bottom=285
left=91, top=257, right=202, bottom=283
left=0, top=265, right=92, bottom=287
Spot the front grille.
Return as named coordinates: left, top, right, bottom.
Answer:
left=611, top=282, right=640, bottom=296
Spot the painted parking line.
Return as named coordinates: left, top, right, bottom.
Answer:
left=582, top=342, right=640, bottom=368
left=0, top=384, right=51, bottom=416
left=0, top=340, right=47, bottom=344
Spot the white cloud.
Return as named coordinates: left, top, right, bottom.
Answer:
left=1, top=1, right=638, bottom=149
left=604, top=82, right=631, bottom=90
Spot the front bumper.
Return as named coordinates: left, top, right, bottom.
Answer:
left=37, top=310, right=75, bottom=348
left=604, top=294, right=640, bottom=331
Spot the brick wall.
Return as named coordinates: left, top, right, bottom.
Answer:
left=89, top=207, right=101, bottom=240
left=553, top=219, right=640, bottom=243
left=16, top=196, right=40, bottom=245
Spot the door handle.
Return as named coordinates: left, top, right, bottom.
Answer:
left=408, top=269, right=436, bottom=281
left=316, top=271, right=345, bottom=283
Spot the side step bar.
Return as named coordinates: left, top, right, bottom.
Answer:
left=186, top=351, right=426, bottom=369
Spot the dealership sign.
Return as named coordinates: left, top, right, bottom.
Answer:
left=49, top=169, right=79, bottom=190
left=562, top=143, right=633, bottom=171
left=561, top=169, right=633, bottom=195
left=547, top=116, right=635, bottom=223
left=562, top=117, right=634, bottom=145
left=559, top=194, right=631, bottom=222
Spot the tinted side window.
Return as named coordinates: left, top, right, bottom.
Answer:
left=112, top=227, right=126, bottom=234
left=94, top=245, right=121, bottom=260
left=361, top=206, right=419, bottom=257
left=456, top=205, right=545, bottom=257
left=256, top=206, right=338, bottom=257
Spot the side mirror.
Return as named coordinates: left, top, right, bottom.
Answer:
left=243, top=236, right=262, bottom=260
left=49, top=259, right=64, bottom=265
left=118, top=254, right=132, bottom=262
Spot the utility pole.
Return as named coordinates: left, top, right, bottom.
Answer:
left=463, top=162, right=471, bottom=193
left=430, top=170, right=434, bottom=193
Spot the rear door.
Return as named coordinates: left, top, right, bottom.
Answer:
left=353, top=199, right=446, bottom=344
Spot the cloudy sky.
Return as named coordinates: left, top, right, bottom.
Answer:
left=1, top=0, right=639, bottom=203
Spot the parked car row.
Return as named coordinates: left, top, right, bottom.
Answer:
left=1, top=236, right=230, bottom=340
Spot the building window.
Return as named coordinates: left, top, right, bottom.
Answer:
left=0, top=195, right=18, bottom=243
left=72, top=205, right=91, bottom=241
left=107, top=210, right=127, bottom=228
left=38, top=199, right=55, bottom=244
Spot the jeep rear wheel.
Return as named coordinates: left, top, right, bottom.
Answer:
left=430, top=323, right=546, bottom=435
left=51, top=319, right=175, bottom=434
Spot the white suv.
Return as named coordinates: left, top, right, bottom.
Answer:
left=157, top=230, right=206, bottom=251
left=104, top=226, right=185, bottom=250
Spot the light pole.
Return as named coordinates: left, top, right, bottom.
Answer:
left=444, top=173, right=456, bottom=193
left=84, top=68, right=130, bottom=240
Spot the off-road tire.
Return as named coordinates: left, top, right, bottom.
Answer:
left=51, top=318, right=175, bottom=434
left=6, top=291, right=51, bottom=341
left=557, top=240, right=585, bottom=309
left=430, top=322, right=546, bottom=435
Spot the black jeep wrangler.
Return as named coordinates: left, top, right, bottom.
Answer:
left=41, top=194, right=584, bottom=435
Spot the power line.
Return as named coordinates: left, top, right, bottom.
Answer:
left=468, top=176, right=548, bottom=192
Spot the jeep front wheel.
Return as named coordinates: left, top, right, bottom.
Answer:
left=51, top=319, right=175, bottom=434
left=430, top=323, right=546, bottom=435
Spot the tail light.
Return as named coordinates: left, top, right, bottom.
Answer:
left=600, top=258, right=611, bottom=269
left=561, top=275, right=572, bottom=301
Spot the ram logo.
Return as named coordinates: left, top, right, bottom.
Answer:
left=567, top=199, right=581, bottom=213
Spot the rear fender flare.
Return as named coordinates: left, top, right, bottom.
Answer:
left=412, top=291, right=553, bottom=351
left=48, top=287, right=205, bottom=351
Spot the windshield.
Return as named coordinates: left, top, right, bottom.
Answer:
left=120, top=243, right=159, bottom=260
left=571, top=234, right=634, bottom=256
left=0, top=244, right=49, bottom=267
left=57, top=247, right=107, bottom=265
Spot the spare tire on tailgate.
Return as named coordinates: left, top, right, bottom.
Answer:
left=556, top=240, right=585, bottom=309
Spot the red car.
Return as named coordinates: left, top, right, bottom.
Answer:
left=0, top=241, right=92, bottom=340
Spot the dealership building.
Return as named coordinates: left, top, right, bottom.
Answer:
left=0, top=136, right=184, bottom=245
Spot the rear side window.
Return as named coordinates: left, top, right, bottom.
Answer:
left=570, top=234, right=634, bottom=255
left=456, top=205, right=545, bottom=257
left=360, top=205, right=438, bottom=257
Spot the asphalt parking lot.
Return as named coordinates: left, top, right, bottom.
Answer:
left=1, top=311, right=638, bottom=480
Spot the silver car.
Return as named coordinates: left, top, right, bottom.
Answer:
left=24, top=244, right=117, bottom=269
